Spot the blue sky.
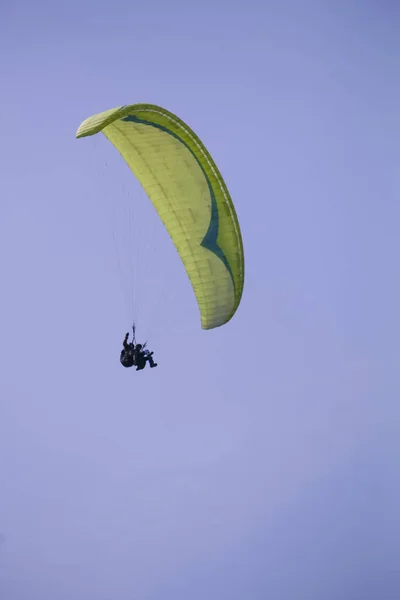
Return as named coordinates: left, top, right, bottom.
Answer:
left=0, top=1, right=399, bottom=598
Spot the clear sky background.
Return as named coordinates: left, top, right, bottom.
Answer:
left=0, top=1, right=399, bottom=599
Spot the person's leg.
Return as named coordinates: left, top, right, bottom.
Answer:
left=148, top=355, right=157, bottom=368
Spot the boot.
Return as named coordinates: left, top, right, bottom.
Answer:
left=148, top=356, right=158, bottom=368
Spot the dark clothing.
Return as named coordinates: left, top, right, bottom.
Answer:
left=134, top=344, right=157, bottom=370
left=120, top=346, right=135, bottom=368
left=120, top=333, right=135, bottom=368
left=120, top=333, right=158, bottom=370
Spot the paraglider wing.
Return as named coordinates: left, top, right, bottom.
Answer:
left=76, top=103, right=244, bottom=329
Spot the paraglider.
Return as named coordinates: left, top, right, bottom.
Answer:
left=120, top=328, right=157, bottom=371
left=120, top=331, right=136, bottom=368
left=76, top=103, right=244, bottom=369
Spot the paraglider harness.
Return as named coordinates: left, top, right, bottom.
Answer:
left=120, top=325, right=137, bottom=368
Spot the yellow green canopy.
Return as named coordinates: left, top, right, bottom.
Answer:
left=76, top=103, right=244, bottom=329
